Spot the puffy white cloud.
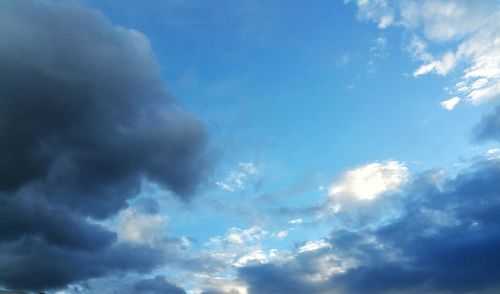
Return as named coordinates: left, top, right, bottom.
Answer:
left=440, top=96, right=461, bottom=111
left=329, top=161, right=409, bottom=201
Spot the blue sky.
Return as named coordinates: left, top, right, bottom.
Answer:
left=1, top=1, right=500, bottom=293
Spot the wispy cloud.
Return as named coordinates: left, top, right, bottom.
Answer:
left=348, top=0, right=500, bottom=105
left=216, top=162, right=259, bottom=192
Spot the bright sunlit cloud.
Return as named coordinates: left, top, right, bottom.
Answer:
left=440, top=96, right=461, bottom=111
left=329, top=161, right=409, bottom=201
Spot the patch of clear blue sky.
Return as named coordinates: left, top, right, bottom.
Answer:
left=85, top=0, right=489, bottom=246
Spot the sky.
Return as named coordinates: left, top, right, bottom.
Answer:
left=0, top=0, right=499, bottom=293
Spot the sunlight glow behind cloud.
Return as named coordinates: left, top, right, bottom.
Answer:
left=329, top=161, right=409, bottom=201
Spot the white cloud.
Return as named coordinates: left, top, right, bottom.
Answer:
left=206, top=226, right=268, bottom=266
left=440, top=96, right=460, bottom=111
left=348, top=0, right=500, bottom=105
left=348, top=0, right=394, bottom=30
left=275, top=230, right=288, bottom=240
left=288, top=218, right=303, bottom=225
left=191, top=276, right=249, bottom=294
left=116, top=208, right=168, bottom=245
left=225, top=226, right=268, bottom=245
left=232, top=249, right=286, bottom=268
left=329, top=161, right=409, bottom=201
left=486, top=148, right=500, bottom=160
left=399, top=0, right=493, bottom=42
left=378, top=14, right=393, bottom=29
left=413, top=51, right=457, bottom=77
left=298, top=239, right=330, bottom=253
left=216, top=162, right=259, bottom=192
left=302, top=253, right=354, bottom=282
left=350, top=0, right=496, bottom=41
left=451, top=14, right=500, bottom=104
left=204, top=226, right=293, bottom=272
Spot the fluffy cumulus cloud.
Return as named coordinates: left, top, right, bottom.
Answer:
left=0, top=0, right=211, bottom=291
left=440, top=96, right=460, bottom=111
left=348, top=0, right=500, bottom=106
left=238, top=159, right=500, bottom=294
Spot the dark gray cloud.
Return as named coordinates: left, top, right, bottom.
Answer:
left=0, top=193, right=115, bottom=252
left=239, top=160, right=500, bottom=294
left=0, top=0, right=210, bottom=217
left=0, top=238, right=165, bottom=291
left=0, top=0, right=211, bottom=290
left=133, top=275, right=186, bottom=294
left=474, top=105, right=500, bottom=142
left=202, top=290, right=248, bottom=294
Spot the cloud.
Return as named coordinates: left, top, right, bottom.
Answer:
left=440, top=96, right=461, bottom=110
left=0, top=0, right=211, bottom=290
left=486, top=148, right=500, bottom=160
left=351, top=0, right=494, bottom=42
left=116, top=208, right=168, bottom=245
left=399, top=0, right=494, bottom=42
left=239, top=245, right=353, bottom=294
left=297, top=240, right=330, bottom=254
left=0, top=239, right=165, bottom=291
left=348, top=0, right=500, bottom=105
left=288, top=218, right=304, bottom=225
left=216, top=162, right=259, bottom=192
left=474, top=105, right=500, bottom=142
left=133, top=275, right=186, bottom=294
left=413, top=51, right=456, bottom=77
left=347, top=0, right=394, bottom=29
left=328, top=161, right=409, bottom=201
left=199, top=278, right=249, bottom=294
left=203, top=225, right=293, bottom=274
left=239, top=159, right=500, bottom=293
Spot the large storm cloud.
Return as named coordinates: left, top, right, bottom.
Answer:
left=239, top=160, right=500, bottom=294
left=0, top=0, right=210, bottom=290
